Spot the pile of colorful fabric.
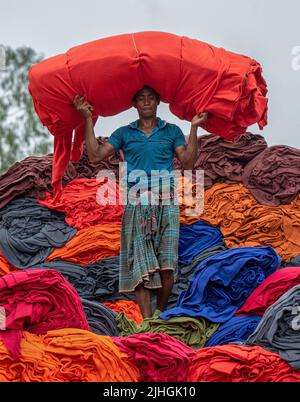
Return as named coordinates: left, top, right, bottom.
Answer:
left=1, top=133, right=300, bottom=382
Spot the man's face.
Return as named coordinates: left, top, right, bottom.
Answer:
left=133, top=88, right=159, bottom=118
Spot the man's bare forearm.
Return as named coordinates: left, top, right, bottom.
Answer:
left=84, top=117, right=101, bottom=162
left=183, top=125, right=198, bottom=169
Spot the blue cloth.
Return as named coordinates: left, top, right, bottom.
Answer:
left=205, top=315, right=261, bottom=346
left=107, top=117, right=187, bottom=189
left=160, top=246, right=281, bottom=323
left=178, top=220, right=223, bottom=264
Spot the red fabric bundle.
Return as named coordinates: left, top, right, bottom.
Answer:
left=28, top=31, right=268, bottom=201
left=187, top=344, right=300, bottom=382
left=113, top=332, right=195, bottom=382
left=38, top=177, right=124, bottom=230
left=236, top=267, right=300, bottom=316
left=0, top=269, right=89, bottom=360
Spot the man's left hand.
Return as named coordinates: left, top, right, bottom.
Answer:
left=191, top=112, right=209, bottom=127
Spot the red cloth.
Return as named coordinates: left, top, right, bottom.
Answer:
left=28, top=31, right=268, bottom=201
left=187, top=344, right=300, bottom=382
left=113, top=332, right=195, bottom=382
left=0, top=269, right=89, bottom=360
left=38, top=177, right=124, bottom=230
left=236, top=267, right=300, bottom=316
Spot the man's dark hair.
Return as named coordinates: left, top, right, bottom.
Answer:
left=132, top=85, right=160, bottom=103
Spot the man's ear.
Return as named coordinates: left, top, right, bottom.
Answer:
left=132, top=101, right=137, bottom=109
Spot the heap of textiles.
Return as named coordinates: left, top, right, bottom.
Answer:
left=1, top=132, right=300, bottom=382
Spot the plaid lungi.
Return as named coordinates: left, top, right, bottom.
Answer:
left=119, top=187, right=180, bottom=293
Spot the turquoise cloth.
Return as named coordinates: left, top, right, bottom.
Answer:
left=107, top=117, right=187, bottom=189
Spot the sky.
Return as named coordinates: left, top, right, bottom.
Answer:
left=1, top=0, right=300, bottom=148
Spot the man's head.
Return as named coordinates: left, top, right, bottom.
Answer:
left=132, top=85, right=160, bottom=118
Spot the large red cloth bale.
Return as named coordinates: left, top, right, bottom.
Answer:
left=28, top=31, right=268, bottom=200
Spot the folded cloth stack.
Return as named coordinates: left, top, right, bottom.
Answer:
left=0, top=329, right=139, bottom=382
left=0, top=269, right=89, bottom=360
left=113, top=332, right=195, bottom=382
left=0, top=197, right=77, bottom=269
left=242, top=145, right=300, bottom=206
left=178, top=220, right=223, bottom=264
left=247, top=284, right=300, bottom=370
left=116, top=309, right=219, bottom=349
left=102, top=300, right=143, bottom=325
left=0, top=252, right=15, bottom=276
left=199, top=183, right=300, bottom=262
left=168, top=244, right=228, bottom=309
left=236, top=267, right=300, bottom=316
left=174, top=132, right=268, bottom=189
left=81, top=298, right=119, bottom=336
left=38, top=178, right=124, bottom=230
left=160, top=246, right=280, bottom=322
left=187, top=344, right=300, bottom=382
left=204, top=315, right=261, bottom=347
left=46, top=224, right=120, bottom=265
left=32, top=256, right=132, bottom=302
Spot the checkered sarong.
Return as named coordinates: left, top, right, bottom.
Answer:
left=119, top=187, right=179, bottom=293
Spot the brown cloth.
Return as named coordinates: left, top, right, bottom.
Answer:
left=173, top=132, right=267, bottom=189
left=242, top=145, right=300, bottom=206
left=0, top=137, right=123, bottom=209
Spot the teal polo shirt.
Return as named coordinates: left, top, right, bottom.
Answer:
left=107, top=117, right=187, bottom=189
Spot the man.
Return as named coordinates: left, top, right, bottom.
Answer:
left=73, top=85, right=208, bottom=318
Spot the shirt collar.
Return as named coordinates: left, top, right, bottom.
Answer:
left=129, top=117, right=167, bottom=129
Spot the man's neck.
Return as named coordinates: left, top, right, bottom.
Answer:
left=138, top=116, right=158, bottom=130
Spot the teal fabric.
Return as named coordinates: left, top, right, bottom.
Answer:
left=107, top=117, right=187, bottom=189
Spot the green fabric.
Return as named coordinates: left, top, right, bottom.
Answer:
left=116, top=309, right=219, bottom=349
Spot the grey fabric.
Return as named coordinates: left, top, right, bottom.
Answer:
left=0, top=197, right=76, bottom=269
left=247, top=284, right=300, bottom=369
left=81, top=298, right=119, bottom=336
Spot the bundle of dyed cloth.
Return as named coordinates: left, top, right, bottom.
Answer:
left=199, top=183, right=300, bottom=262
left=0, top=329, right=139, bottom=382
left=32, top=256, right=131, bottom=302
left=28, top=31, right=268, bottom=200
left=113, top=332, right=195, bottom=382
left=178, top=220, right=223, bottom=264
left=289, top=254, right=300, bottom=266
left=102, top=300, right=143, bottom=325
left=0, top=269, right=89, bottom=360
left=236, top=267, right=300, bottom=316
left=0, top=252, right=15, bottom=276
left=81, top=298, right=119, bottom=336
left=0, top=197, right=76, bottom=269
left=247, top=284, right=300, bottom=369
left=160, top=246, right=280, bottom=322
left=174, top=132, right=267, bottom=189
left=168, top=244, right=228, bottom=309
left=46, top=224, right=120, bottom=265
left=116, top=309, right=219, bottom=349
left=187, top=344, right=300, bottom=382
left=38, top=178, right=124, bottom=230
left=205, top=315, right=261, bottom=347
left=242, top=145, right=300, bottom=206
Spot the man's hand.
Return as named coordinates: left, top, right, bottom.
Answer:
left=191, top=112, right=209, bottom=127
left=73, top=94, right=94, bottom=120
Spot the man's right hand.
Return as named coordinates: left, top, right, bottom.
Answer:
left=73, top=94, right=94, bottom=120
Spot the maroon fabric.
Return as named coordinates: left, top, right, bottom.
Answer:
left=173, top=132, right=268, bottom=189
left=0, top=269, right=89, bottom=360
left=113, top=333, right=195, bottom=382
left=242, top=145, right=300, bottom=206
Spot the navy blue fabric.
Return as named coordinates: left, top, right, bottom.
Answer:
left=160, top=246, right=281, bottom=323
left=205, top=315, right=261, bottom=346
left=178, top=220, right=223, bottom=264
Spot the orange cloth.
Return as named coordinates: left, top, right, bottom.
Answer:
left=0, top=252, right=15, bottom=276
left=28, top=31, right=267, bottom=201
left=190, top=183, right=300, bottom=263
left=102, top=300, right=143, bottom=325
left=38, top=178, right=124, bottom=230
left=187, top=344, right=300, bottom=382
left=46, top=224, right=120, bottom=265
left=0, top=329, right=139, bottom=382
